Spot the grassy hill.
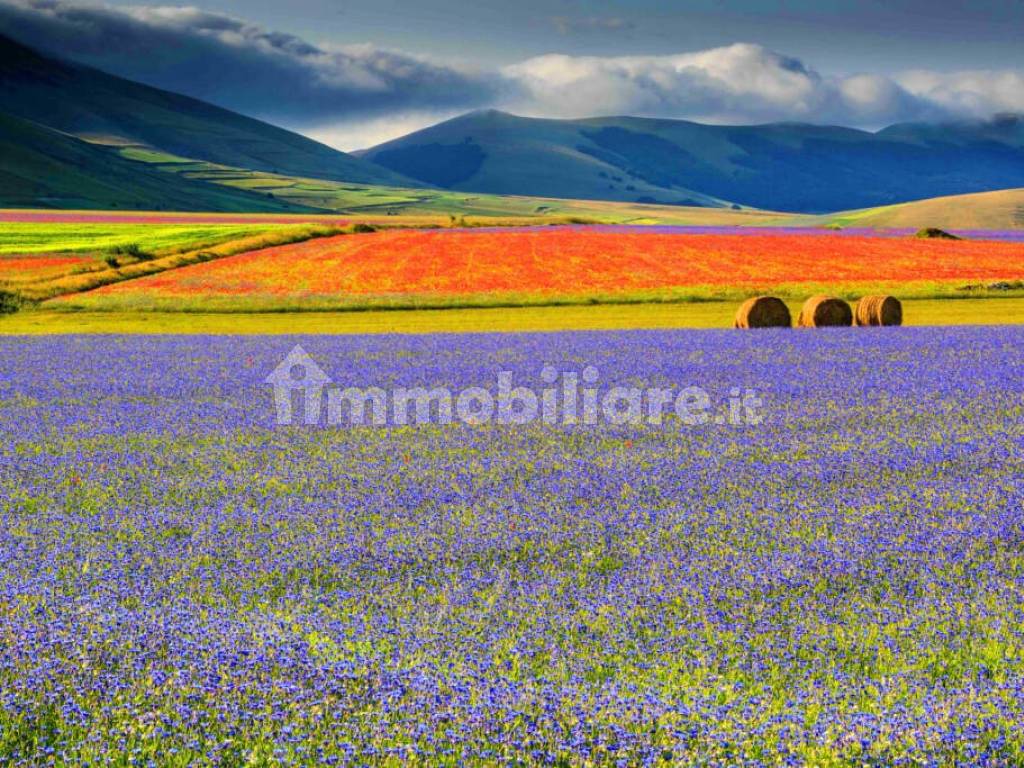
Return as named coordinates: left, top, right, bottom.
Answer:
left=359, top=111, right=735, bottom=208
left=0, top=112, right=307, bottom=212
left=360, top=110, right=1024, bottom=213
left=98, top=142, right=797, bottom=224
left=0, top=34, right=408, bottom=187
left=816, top=188, right=1024, bottom=230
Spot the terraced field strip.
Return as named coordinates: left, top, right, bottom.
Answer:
left=5, top=298, right=1024, bottom=334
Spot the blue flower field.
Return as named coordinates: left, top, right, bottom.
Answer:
left=1, top=328, right=1022, bottom=766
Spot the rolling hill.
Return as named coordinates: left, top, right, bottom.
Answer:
left=360, top=110, right=1024, bottom=213
left=103, top=141, right=798, bottom=224
left=0, top=34, right=408, bottom=187
left=817, top=188, right=1024, bottom=230
left=359, top=111, right=734, bottom=209
left=0, top=112, right=307, bottom=212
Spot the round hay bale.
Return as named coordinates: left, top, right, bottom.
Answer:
left=734, top=296, right=791, bottom=329
left=797, top=295, right=853, bottom=328
left=855, top=295, right=902, bottom=327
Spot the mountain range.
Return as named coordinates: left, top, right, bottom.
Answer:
left=360, top=110, right=1024, bottom=213
left=2, top=32, right=1024, bottom=215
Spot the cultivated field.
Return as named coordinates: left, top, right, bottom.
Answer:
left=45, top=227, right=1024, bottom=312
left=5, top=298, right=1024, bottom=334
left=0, top=223, right=362, bottom=303
left=1, top=328, right=1022, bottom=765
left=0, top=220, right=295, bottom=255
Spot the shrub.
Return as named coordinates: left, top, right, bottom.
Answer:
left=110, top=243, right=156, bottom=261
left=916, top=227, right=960, bottom=240
left=104, top=256, right=120, bottom=269
left=351, top=223, right=377, bottom=234
left=0, top=290, right=22, bottom=315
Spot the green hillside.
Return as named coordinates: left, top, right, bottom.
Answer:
left=0, top=112, right=307, bottom=212
left=0, top=34, right=409, bottom=187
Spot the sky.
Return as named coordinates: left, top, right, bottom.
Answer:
left=2, top=0, right=1023, bottom=149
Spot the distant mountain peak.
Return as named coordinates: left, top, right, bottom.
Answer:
left=362, top=109, right=1024, bottom=213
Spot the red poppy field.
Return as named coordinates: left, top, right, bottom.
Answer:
left=48, top=228, right=1024, bottom=311
left=0, top=255, right=96, bottom=284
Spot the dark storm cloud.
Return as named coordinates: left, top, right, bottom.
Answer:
left=0, top=0, right=502, bottom=125
left=1, top=0, right=1023, bottom=148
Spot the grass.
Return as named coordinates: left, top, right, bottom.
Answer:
left=47, top=281, right=1024, bottom=314
left=0, top=222, right=287, bottom=255
left=4, top=297, right=1024, bottom=334
left=114, top=145, right=797, bottom=224
left=817, top=188, right=1024, bottom=230
left=0, top=113, right=304, bottom=214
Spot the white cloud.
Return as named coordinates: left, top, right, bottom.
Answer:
left=896, top=70, right=1024, bottom=117
left=501, top=44, right=945, bottom=126
left=0, top=0, right=499, bottom=125
left=307, top=111, right=465, bottom=152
